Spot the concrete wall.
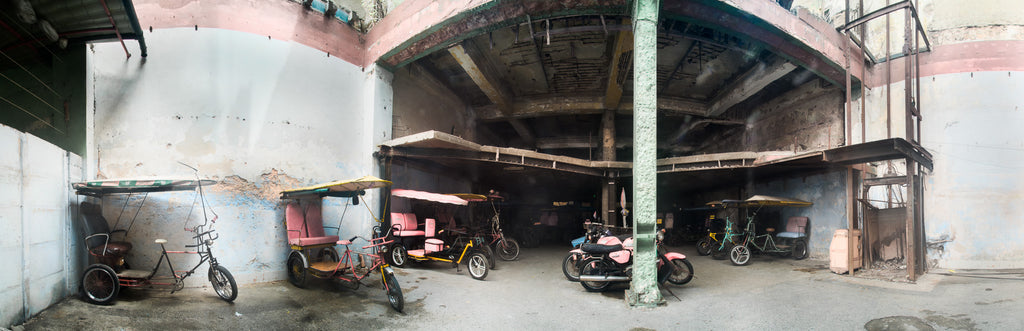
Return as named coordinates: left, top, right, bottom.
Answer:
left=88, top=27, right=392, bottom=286
left=0, top=124, right=83, bottom=328
left=704, top=78, right=845, bottom=154
left=391, top=64, right=476, bottom=141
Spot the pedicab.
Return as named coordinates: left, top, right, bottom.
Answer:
left=725, top=195, right=813, bottom=266
left=280, top=175, right=403, bottom=312
left=74, top=165, right=237, bottom=305
left=453, top=192, right=521, bottom=261
left=386, top=189, right=490, bottom=280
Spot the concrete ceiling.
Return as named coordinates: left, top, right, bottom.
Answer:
left=404, top=8, right=817, bottom=159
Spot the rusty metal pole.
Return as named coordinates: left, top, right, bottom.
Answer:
left=602, top=109, right=617, bottom=226
left=627, top=0, right=662, bottom=307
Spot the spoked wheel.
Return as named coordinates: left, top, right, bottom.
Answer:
left=466, top=252, right=489, bottom=280
left=792, top=239, right=808, bottom=260
left=496, top=238, right=520, bottom=261
left=730, top=244, right=751, bottom=266
left=666, top=259, right=694, bottom=285
left=286, top=252, right=308, bottom=288
left=382, top=271, right=404, bottom=313
left=209, top=265, right=238, bottom=301
left=696, top=237, right=714, bottom=256
left=562, top=253, right=581, bottom=281
left=389, top=244, right=408, bottom=268
left=579, top=259, right=611, bottom=292
left=81, top=264, right=119, bottom=305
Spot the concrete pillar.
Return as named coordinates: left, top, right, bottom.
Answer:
left=601, top=109, right=617, bottom=226
left=627, top=0, right=662, bottom=307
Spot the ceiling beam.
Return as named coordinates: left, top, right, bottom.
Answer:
left=536, top=136, right=632, bottom=149
left=603, top=18, right=632, bottom=110
left=706, top=56, right=797, bottom=117
left=475, top=95, right=706, bottom=121
left=448, top=42, right=535, bottom=145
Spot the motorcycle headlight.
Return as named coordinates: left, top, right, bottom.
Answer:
left=657, top=231, right=665, bottom=242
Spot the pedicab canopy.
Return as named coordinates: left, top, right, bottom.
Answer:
left=73, top=178, right=217, bottom=196
left=280, top=175, right=392, bottom=199
left=705, top=195, right=812, bottom=208
left=391, top=189, right=468, bottom=205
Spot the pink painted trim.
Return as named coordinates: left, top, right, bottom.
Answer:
left=362, top=0, right=491, bottom=68
left=866, top=40, right=1024, bottom=87
left=133, top=0, right=363, bottom=65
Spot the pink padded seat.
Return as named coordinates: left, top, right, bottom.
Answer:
left=286, top=202, right=339, bottom=246
left=391, top=212, right=425, bottom=237
left=777, top=217, right=809, bottom=239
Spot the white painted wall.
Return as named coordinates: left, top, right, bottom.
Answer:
left=0, top=124, right=82, bottom=328
left=88, top=27, right=392, bottom=286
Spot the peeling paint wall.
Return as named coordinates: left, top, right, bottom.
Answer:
left=751, top=170, right=850, bottom=259
left=88, top=28, right=391, bottom=286
left=0, top=125, right=82, bottom=328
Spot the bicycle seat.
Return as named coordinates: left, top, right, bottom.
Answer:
left=581, top=243, right=623, bottom=254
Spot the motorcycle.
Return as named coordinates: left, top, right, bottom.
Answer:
left=561, top=222, right=612, bottom=281
left=577, top=230, right=694, bottom=292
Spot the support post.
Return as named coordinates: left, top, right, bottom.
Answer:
left=627, top=0, right=662, bottom=307
left=847, top=166, right=857, bottom=275
left=905, top=159, right=917, bottom=281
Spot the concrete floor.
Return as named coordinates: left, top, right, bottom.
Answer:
left=12, top=245, right=1024, bottom=330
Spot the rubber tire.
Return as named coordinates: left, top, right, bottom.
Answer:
left=286, top=252, right=308, bottom=288
left=81, top=264, right=119, bottom=305
left=390, top=244, right=408, bottom=268
left=481, top=244, right=497, bottom=270
left=562, top=253, right=581, bottom=281
left=579, top=259, right=611, bottom=292
left=792, top=239, right=808, bottom=260
left=209, top=265, right=238, bottom=301
left=383, top=272, right=404, bottom=313
left=466, top=252, right=489, bottom=280
left=730, top=244, right=751, bottom=266
left=666, top=259, right=694, bottom=285
left=696, top=237, right=713, bottom=256
left=496, top=238, right=520, bottom=261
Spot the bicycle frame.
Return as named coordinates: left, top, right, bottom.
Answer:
left=139, top=225, right=222, bottom=290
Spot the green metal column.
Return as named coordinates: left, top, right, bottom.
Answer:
left=628, top=0, right=663, bottom=307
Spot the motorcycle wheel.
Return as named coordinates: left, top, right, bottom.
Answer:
left=665, top=259, right=694, bottom=285
left=696, top=237, right=713, bottom=256
left=562, top=253, right=581, bottom=281
left=730, top=244, right=751, bottom=266
left=579, top=259, right=612, bottom=292
left=496, top=238, right=520, bottom=261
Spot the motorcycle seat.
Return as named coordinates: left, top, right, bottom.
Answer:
left=581, top=243, right=623, bottom=254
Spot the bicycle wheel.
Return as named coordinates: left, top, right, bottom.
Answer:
left=466, top=252, right=489, bottom=280
left=209, top=265, right=238, bottom=301
left=382, top=271, right=404, bottom=312
left=287, top=252, right=308, bottom=288
left=81, top=264, right=119, bottom=305
left=496, top=238, right=520, bottom=261
left=730, top=244, right=751, bottom=266
left=696, top=236, right=713, bottom=256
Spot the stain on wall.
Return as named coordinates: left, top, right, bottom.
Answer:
left=88, top=28, right=391, bottom=285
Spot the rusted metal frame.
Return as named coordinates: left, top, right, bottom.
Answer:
left=905, top=158, right=917, bottom=281
left=603, top=18, right=633, bottom=110
left=864, top=176, right=907, bottom=187
left=525, top=15, right=552, bottom=92
left=904, top=9, right=914, bottom=143
left=659, top=23, right=693, bottom=94
left=915, top=21, right=922, bottom=143
left=847, top=33, right=878, bottom=64
left=840, top=0, right=910, bottom=32
left=99, top=0, right=131, bottom=58
left=859, top=0, right=866, bottom=144
left=862, top=174, right=873, bottom=268
left=847, top=166, right=858, bottom=275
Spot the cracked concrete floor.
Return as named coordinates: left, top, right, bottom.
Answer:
left=12, top=245, right=1024, bottom=330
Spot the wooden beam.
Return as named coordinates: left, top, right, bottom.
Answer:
left=604, top=19, right=633, bottom=110
left=536, top=136, right=631, bottom=149
left=707, top=56, right=798, bottom=117
left=448, top=42, right=535, bottom=144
